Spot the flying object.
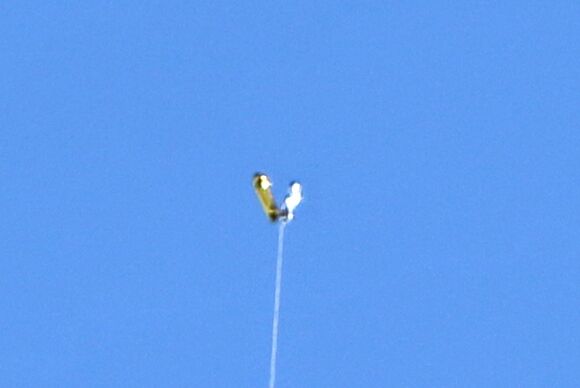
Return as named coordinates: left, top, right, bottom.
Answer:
left=280, top=181, right=303, bottom=221
left=253, top=173, right=302, bottom=223
left=253, top=173, right=280, bottom=221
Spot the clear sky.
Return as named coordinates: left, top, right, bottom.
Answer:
left=1, top=2, right=579, bottom=387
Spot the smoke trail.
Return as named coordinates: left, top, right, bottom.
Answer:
left=269, top=222, right=286, bottom=388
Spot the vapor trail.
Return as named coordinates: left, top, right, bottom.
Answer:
left=269, top=222, right=286, bottom=388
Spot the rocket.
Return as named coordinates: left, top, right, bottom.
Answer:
left=253, top=173, right=302, bottom=223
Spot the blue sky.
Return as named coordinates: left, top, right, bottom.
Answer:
left=1, top=2, right=579, bottom=387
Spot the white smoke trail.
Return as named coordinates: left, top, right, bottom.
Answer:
left=269, top=222, right=286, bottom=388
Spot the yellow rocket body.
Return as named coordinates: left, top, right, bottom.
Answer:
left=253, top=173, right=280, bottom=222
